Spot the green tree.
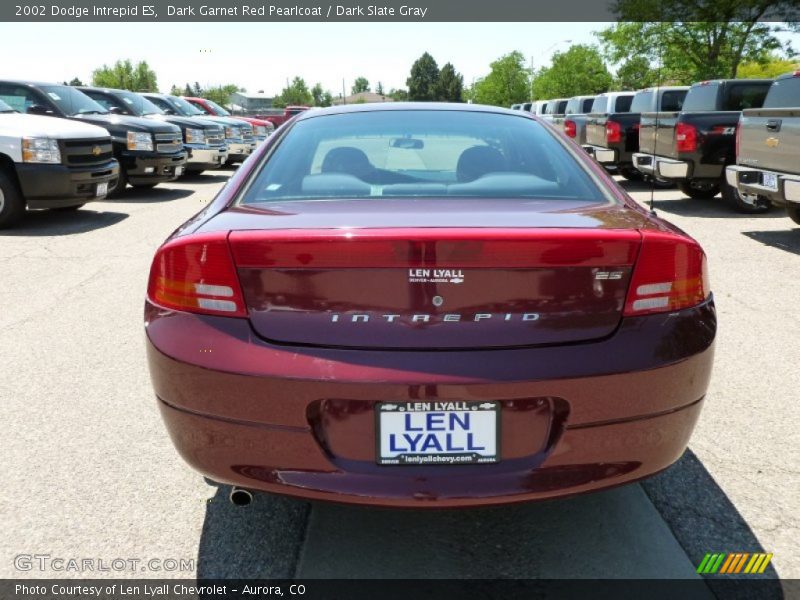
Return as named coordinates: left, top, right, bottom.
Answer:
left=352, top=77, right=370, bottom=94
left=311, top=83, right=335, bottom=107
left=92, top=59, right=158, bottom=92
left=407, top=52, right=440, bottom=101
left=202, top=84, right=240, bottom=108
left=184, top=83, right=193, bottom=96
left=169, top=85, right=183, bottom=96
left=273, top=77, right=313, bottom=108
left=473, top=51, right=530, bottom=107
left=597, top=1, right=798, bottom=83
left=376, top=81, right=385, bottom=95
left=388, top=88, right=409, bottom=102
left=532, top=45, right=613, bottom=99
left=437, top=62, right=464, bottom=102
left=614, top=56, right=659, bottom=90
left=738, top=55, right=800, bottom=79
left=65, top=77, right=84, bottom=86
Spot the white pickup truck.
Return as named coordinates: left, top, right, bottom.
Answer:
left=0, top=99, right=119, bottom=228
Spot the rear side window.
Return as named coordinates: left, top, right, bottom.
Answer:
left=614, top=95, right=633, bottom=112
left=565, top=98, right=581, bottom=114
left=722, top=83, right=771, bottom=111
left=239, top=110, right=609, bottom=204
left=581, top=97, right=595, bottom=112
left=590, top=96, right=608, bottom=113
left=661, top=90, right=687, bottom=111
left=762, top=77, right=800, bottom=108
left=683, top=84, right=720, bottom=111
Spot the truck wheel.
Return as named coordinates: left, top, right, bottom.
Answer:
left=678, top=181, right=720, bottom=199
left=0, top=170, right=25, bottom=229
left=52, top=204, right=84, bottom=211
left=130, top=183, right=158, bottom=189
left=107, top=169, right=128, bottom=198
left=786, top=204, right=800, bottom=226
left=619, top=167, right=643, bottom=181
left=721, top=176, right=770, bottom=213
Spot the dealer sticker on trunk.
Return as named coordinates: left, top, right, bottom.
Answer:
left=376, top=401, right=499, bottom=465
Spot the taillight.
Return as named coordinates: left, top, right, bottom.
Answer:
left=147, top=232, right=247, bottom=317
left=564, top=119, right=577, bottom=138
left=675, top=122, right=697, bottom=153
left=606, top=120, right=622, bottom=143
left=624, top=231, right=709, bottom=317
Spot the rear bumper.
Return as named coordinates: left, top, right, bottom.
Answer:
left=16, top=160, right=119, bottom=208
left=725, top=165, right=800, bottom=206
left=583, top=145, right=617, bottom=164
left=145, top=298, right=716, bottom=507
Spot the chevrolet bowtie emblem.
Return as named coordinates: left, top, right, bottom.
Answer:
left=92, top=145, right=102, bottom=156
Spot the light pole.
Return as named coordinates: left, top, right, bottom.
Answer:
left=530, top=39, right=572, bottom=101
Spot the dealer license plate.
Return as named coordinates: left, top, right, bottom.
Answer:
left=762, top=172, right=778, bottom=191
left=95, top=182, right=108, bottom=197
left=376, top=401, right=499, bottom=466
left=175, top=166, right=184, bottom=177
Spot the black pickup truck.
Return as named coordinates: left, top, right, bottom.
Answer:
left=582, top=92, right=638, bottom=179
left=633, top=78, right=772, bottom=211
left=0, top=81, right=187, bottom=196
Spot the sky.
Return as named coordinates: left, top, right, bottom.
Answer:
left=0, top=22, right=605, bottom=95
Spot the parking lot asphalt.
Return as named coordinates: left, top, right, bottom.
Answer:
left=0, top=172, right=796, bottom=586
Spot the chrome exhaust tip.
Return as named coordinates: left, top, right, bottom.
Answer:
left=229, top=486, right=254, bottom=506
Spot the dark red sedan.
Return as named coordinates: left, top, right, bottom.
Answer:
left=145, top=103, right=715, bottom=507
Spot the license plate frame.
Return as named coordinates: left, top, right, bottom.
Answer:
left=762, top=172, right=778, bottom=191
left=95, top=182, right=108, bottom=197
left=376, top=401, right=500, bottom=466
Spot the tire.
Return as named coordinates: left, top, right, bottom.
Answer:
left=652, top=177, right=675, bottom=189
left=786, top=204, right=800, bottom=226
left=0, top=169, right=25, bottom=229
left=619, top=166, right=643, bottom=181
left=52, top=204, right=84, bottom=211
left=185, top=170, right=204, bottom=176
left=678, top=180, right=720, bottom=200
left=130, top=183, right=158, bottom=190
left=721, top=175, right=770, bottom=214
left=107, top=168, right=128, bottom=198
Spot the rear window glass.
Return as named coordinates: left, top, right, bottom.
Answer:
left=683, top=84, right=720, bottom=111
left=614, top=95, right=633, bottom=112
left=661, top=90, right=687, bottom=111
left=590, top=96, right=608, bottom=113
left=763, top=77, right=800, bottom=108
left=239, top=110, right=608, bottom=205
left=581, top=98, right=595, bottom=112
left=722, top=83, right=771, bottom=111
left=630, top=91, right=653, bottom=113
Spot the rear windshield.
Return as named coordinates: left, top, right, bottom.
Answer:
left=722, top=83, right=771, bottom=111
left=590, top=96, right=608, bottom=113
left=630, top=90, right=653, bottom=113
left=683, top=84, right=720, bottom=111
left=239, top=110, right=608, bottom=204
left=614, top=95, right=633, bottom=112
left=661, top=89, right=688, bottom=111
left=763, top=77, right=800, bottom=108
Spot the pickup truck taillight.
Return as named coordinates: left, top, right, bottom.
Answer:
left=675, top=122, right=698, bottom=153
left=606, top=120, right=622, bottom=143
left=623, top=231, right=709, bottom=317
left=564, top=119, right=577, bottom=138
left=147, top=232, right=248, bottom=318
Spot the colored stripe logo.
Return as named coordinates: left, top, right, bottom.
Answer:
left=697, top=552, right=773, bottom=574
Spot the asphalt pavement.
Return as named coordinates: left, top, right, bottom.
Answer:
left=0, top=171, right=796, bottom=588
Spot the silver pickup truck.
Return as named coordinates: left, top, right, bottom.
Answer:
left=726, top=71, right=800, bottom=225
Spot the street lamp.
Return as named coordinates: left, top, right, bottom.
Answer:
left=530, top=39, right=572, bottom=102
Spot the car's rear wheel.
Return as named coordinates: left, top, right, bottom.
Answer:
left=679, top=180, right=720, bottom=199
left=619, top=166, right=643, bottom=181
left=786, top=204, right=800, bottom=226
left=721, top=176, right=770, bottom=213
left=0, top=169, right=25, bottom=229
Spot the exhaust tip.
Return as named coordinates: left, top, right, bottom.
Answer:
left=229, top=487, right=254, bottom=507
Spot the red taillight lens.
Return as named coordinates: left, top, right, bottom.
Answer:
left=147, top=232, right=247, bottom=318
left=624, top=231, right=709, bottom=317
left=564, top=119, right=577, bottom=138
left=606, top=120, right=622, bottom=143
left=675, top=122, right=697, bottom=153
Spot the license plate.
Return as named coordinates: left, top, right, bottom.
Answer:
left=175, top=166, right=184, bottom=177
left=95, top=182, right=108, bottom=197
left=376, top=401, right=499, bottom=465
left=762, top=172, right=778, bottom=191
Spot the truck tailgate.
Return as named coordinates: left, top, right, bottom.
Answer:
left=639, top=112, right=679, bottom=158
left=584, top=114, right=608, bottom=147
left=739, top=108, right=800, bottom=175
